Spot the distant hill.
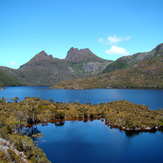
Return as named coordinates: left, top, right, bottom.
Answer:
left=0, top=69, right=23, bottom=87
left=52, top=43, right=163, bottom=89
left=0, top=48, right=112, bottom=86
left=103, top=43, right=163, bottom=73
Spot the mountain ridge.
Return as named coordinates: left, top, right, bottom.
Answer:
left=103, top=43, right=163, bottom=73
left=0, top=43, right=162, bottom=87
left=0, top=47, right=112, bottom=86
left=65, top=47, right=108, bottom=62
left=52, top=43, right=163, bottom=89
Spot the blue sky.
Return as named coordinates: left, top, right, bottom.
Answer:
left=0, top=0, right=163, bottom=69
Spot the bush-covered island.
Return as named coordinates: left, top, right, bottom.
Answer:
left=0, top=97, right=163, bottom=162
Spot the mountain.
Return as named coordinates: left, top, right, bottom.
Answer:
left=1, top=44, right=162, bottom=87
left=103, top=43, right=163, bottom=73
left=65, top=47, right=112, bottom=75
left=0, top=48, right=112, bottom=86
left=20, top=50, right=54, bottom=68
left=65, top=47, right=106, bottom=62
left=52, top=43, right=163, bottom=89
left=0, top=69, right=23, bottom=87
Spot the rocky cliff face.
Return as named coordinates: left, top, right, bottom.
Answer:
left=65, top=47, right=112, bottom=74
left=65, top=47, right=107, bottom=62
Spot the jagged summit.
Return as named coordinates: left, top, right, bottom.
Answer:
left=20, top=50, right=54, bottom=68
left=65, top=47, right=106, bottom=62
left=36, top=50, right=48, bottom=57
left=30, top=50, right=53, bottom=62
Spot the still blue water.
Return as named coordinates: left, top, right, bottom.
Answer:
left=34, top=119, right=163, bottom=163
left=0, top=86, right=163, bottom=110
left=1, top=86, right=163, bottom=162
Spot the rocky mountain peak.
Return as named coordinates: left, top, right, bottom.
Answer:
left=37, top=50, right=47, bottom=55
left=28, top=50, right=54, bottom=62
left=32, top=50, right=53, bottom=61
left=20, top=50, right=54, bottom=69
left=65, top=47, right=104, bottom=62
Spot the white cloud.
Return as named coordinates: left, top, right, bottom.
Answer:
left=107, top=35, right=121, bottom=44
left=10, top=61, right=19, bottom=66
left=98, top=38, right=104, bottom=43
left=98, top=35, right=131, bottom=45
left=105, top=46, right=130, bottom=55
left=107, top=35, right=131, bottom=44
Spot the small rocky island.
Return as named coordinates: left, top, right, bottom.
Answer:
left=0, top=97, right=163, bottom=162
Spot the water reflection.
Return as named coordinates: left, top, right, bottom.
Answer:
left=124, top=129, right=157, bottom=137
left=83, top=119, right=88, bottom=123
left=33, top=119, right=163, bottom=163
left=27, top=118, right=162, bottom=138
left=42, top=123, right=48, bottom=126
left=54, top=121, right=65, bottom=127
left=23, top=126, right=41, bottom=136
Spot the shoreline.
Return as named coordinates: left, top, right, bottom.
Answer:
left=1, top=97, right=163, bottom=162
left=26, top=117, right=162, bottom=132
left=51, top=86, right=163, bottom=90
left=1, top=85, right=163, bottom=90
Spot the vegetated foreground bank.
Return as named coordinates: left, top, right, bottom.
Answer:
left=0, top=97, right=163, bottom=162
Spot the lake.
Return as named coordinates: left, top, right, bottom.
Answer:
left=33, top=119, right=163, bottom=163
left=0, top=86, right=163, bottom=110
left=1, top=86, right=163, bottom=162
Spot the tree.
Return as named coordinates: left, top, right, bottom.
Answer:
left=0, top=97, right=8, bottom=103
left=11, top=97, right=19, bottom=103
